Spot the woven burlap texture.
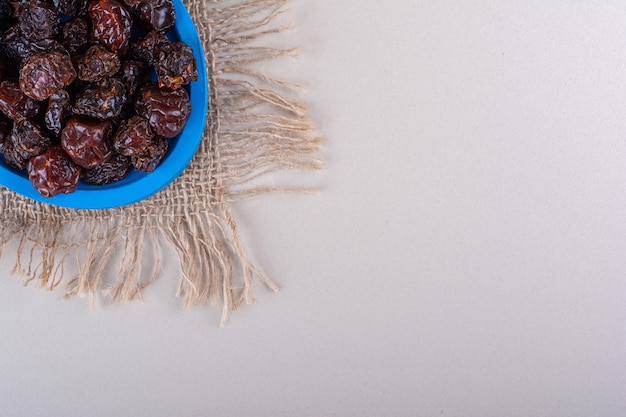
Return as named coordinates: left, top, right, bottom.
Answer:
left=0, top=0, right=321, bottom=324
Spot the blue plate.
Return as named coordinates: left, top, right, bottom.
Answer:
left=0, top=0, right=208, bottom=209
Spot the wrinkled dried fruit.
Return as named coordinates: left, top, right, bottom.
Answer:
left=61, top=116, right=113, bottom=168
left=18, top=0, right=60, bottom=42
left=88, top=0, right=132, bottom=54
left=75, top=0, right=90, bottom=15
left=52, top=0, right=78, bottom=16
left=73, top=77, right=126, bottom=120
left=20, top=51, right=77, bottom=100
left=60, top=17, right=89, bottom=54
left=82, top=151, right=130, bottom=184
left=0, top=138, right=29, bottom=169
left=113, top=115, right=153, bottom=156
left=122, top=0, right=174, bottom=31
left=1, top=25, right=66, bottom=64
left=45, top=89, right=71, bottom=136
left=119, top=59, right=148, bottom=97
left=135, top=84, right=191, bottom=138
left=11, top=120, right=51, bottom=160
left=131, top=134, right=167, bottom=172
left=129, top=30, right=168, bottom=65
left=0, top=80, right=41, bottom=122
left=28, top=146, right=81, bottom=196
left=0, top=115, right=14, bottom=163
left=0, top=25, right=26, bottom=62
left=76, top=44, right=121, bottom=82
left=154, top=41, right=197, bottom=89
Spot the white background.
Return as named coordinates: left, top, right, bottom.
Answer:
left=2, top=1, right=626, bottom=416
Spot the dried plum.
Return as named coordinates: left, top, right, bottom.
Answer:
left=0, top=26, right=26, bottom=61
left=0, top=138, right=28, bottom=169
left=19, top=51, right=77, bottom=100
left=11, top=119, right=51, bottom=160
left=129, top=30, right=169, bottom=65
left=112, top=115, right=153, bottom=156
left=28, top=145, right=81, bottom=196
left=76, top=44, right=121, bottom=82
left=0, top=115, right=13, bottom=161
left=60, top=17, right=89, bottom=54
left=0, top=25, right=66, bottom=63
left=61, top=115, right=113, bottom=168
left=134, top=84, right=191, bottom=138
left=73, top=77, right=126, bottom=120
left=51, top=0, right=77, bottom=16
left=122, top=0, right=174, bottom=31
left=1, top=26, right=66, bottom=64
left=44, top=89, right=70, bottom=136
left=119, top=59, right=148, bottom=97
left=154, top=41, right=197, bottom=89
left=0, top=80, right=42, bottom=122
left=18, top=0, right=60, bottom=41
left=82, top=151, right=130, bottom=184
left=88, top=0, right=132, bottom=54
left=130, top=134, right=167, bottom=172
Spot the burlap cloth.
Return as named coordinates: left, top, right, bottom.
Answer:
left=0, top=0, right=321, bottom=324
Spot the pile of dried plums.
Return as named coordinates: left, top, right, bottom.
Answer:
left=0, top=0, right=198, bottom=197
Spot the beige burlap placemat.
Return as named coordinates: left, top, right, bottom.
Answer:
left=0, top=0, right=321, bottom=324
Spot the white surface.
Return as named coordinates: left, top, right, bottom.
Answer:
left=2, top=1, right=626, bottom=416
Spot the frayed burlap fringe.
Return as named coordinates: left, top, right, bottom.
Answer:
left=0, top=0, right=321, bottom=325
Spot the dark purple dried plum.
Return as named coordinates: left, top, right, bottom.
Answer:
left=28, top=145, right=81, bottom=196
left=134, top=84, right=191, bottom=138
left=0, top=26, right=25, bottom=61
left=19, top=51, right=77, bottom=101
left=130, top=134, right=167, bottom=172
left=75, top=44, right=121, bottom=82
left=0, top=80, right=42, bottom=122
left=75, top=0, right=88, bottom=14
left=51, top=0, right=77, bottom=16
left=119, top=59, right=148, bottom=97
left=122, top=0, right=174, bottom=31
left=61, top=115, right=113, bottom=168
left=88, top=0, right=132, bottom=54
left=112, top=115, right=153, bottom=156
left=129, top=30, right=168, bottom=65
left=73, top=77, right=126, bottom=120
left=82, top=151, right=130, bottom=184
left=1, top=26, right=67, bottom=64
left=11, top=119, right=51, bottom=160
left=154, top=41, right=198, bottom=89
left=0, top=138, right=29, bottom=169
left=44, top=89, right=70, bottom=136
left=0, top=115, right=13, bottom=160
left=60, top=17, right=89, bottom=54
left=18, top=0, right=60, bottom=41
